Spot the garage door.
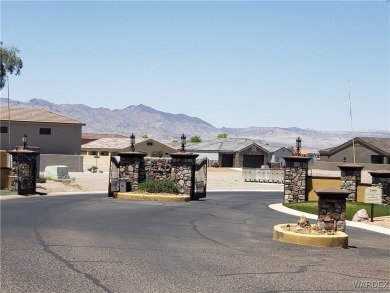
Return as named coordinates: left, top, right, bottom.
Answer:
left=221, top=154, right=234, bottom=167
left=243, top=155, right=264, bottom=168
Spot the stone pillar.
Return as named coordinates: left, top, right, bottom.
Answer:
left=338, top=164, right=364, bottom=201
left=170, top=152, right=198, bottom=197
left=368, top=170, right=390, bottom=205
left=315, top=188, right=350, bottom=232
left=8, top=149, right=40, bottom=195
left=117, top=152, right=147, bottom=190
left=283, top=156, right=312, bottom=203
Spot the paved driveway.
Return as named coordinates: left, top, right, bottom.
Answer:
left=1, top=192, right=389, bottom=293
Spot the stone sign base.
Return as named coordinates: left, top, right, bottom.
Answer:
left=273, top=224, right=348, bottom=249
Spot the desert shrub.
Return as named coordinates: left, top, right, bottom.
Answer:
left=136, top=179, right=180, bottom=194
left=88, top=166, right=98, bottom=173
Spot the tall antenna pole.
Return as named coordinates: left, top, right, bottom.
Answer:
left=348, top=80, right=356, bottom=164
left=7, top=76, right=11, bottom=150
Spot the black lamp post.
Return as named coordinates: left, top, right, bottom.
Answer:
left=22, top=133, right=27, bottom=149
left=181, top=133, right=186, bottom=152
left=296, top=137, right=302, bottom=156
left=130, top=133, right=135, bottom=152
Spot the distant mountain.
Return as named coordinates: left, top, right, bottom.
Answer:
left=1, top=98, right=389, bottom=150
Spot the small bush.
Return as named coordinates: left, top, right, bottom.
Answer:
left=88, top=166, right=98, bottom=173
left=136, top=179, right=180, bottom=194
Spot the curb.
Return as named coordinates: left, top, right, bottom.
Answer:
left=273, top=224, right=348, bottom=248
left=116, top=192, right=190, bottom=202
left=269, top=203, right=390, bottom=236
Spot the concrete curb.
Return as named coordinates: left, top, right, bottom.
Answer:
left=116, top=192, right=190, bottom=202
left=269, top=203, right=390, bottom=236
left=273, top=224, right=348, bottom=248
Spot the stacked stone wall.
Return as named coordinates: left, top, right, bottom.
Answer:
left=284, top=167, right=307, bottom=203
left=171, top=157, right=194, bottom=195
left=118, top=156, right=195, bottom=195
left=340, top=175, right=358, bottom=201
left=317, top=198, right=346, bottom=232
left=118, top=156, right=146, bottom=188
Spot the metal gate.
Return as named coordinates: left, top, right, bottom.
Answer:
left=108, top=155, right=120, bottom=197
left=191, top=157, right=208, bottom=200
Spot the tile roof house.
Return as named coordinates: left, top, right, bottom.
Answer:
left=319, top=137, right=390, bottom=164
left=81, top=133, right=128, bottom=145
left=186, top=138, right=276, bottom=168
left=81, top=137, right=176, bottom=157
left=0, top=107, right=85, bottom=154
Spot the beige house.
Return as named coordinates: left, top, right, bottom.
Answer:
left=81, top=137, right=176, bottom=157
left=0, top=107, right=85, bottom=154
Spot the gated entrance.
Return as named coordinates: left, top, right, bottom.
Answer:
left=192, top=157, right=208, bottom=200
left=108, top=155, right=120, bottom=197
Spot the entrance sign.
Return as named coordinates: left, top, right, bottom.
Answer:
left=364, top=187, right=382, bottom=205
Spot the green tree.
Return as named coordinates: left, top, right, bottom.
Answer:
left=217, top=133, right=228, bottom=139
left=0, top=42, right=23, bottom=90
left=142, top=134, right=149, bottom=139
left=190, top=135, right=202, bottom=143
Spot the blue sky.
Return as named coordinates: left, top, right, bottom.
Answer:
left=1, top=0, right=389, bottom=132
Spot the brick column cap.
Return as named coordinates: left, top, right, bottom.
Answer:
left=8, top=149, right=40, bottom=156
left=315, top=188, right=351, bottom=197
left=117, top=152, right=147, bottom=158
left=368, top=170, right=390, bottom=178
left=283, top=156, right=312, bottom=162
left=169, top=152, right=199, bottom=159
left=338, top=163, right=364, bottom=171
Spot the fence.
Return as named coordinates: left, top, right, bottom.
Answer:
left=242, top=167, right=284, bottom=183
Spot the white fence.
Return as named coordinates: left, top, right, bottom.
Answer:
left=242, top=168, right=284, bottom=183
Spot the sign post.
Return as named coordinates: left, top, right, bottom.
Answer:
left=364, top=187, right=382, bottom=222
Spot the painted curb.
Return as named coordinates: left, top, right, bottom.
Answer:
left=273, top=224, right=348, bottom=248
left=116, top=192, right=190, bottom=202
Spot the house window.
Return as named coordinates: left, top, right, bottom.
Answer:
left=147, top=142, right=153, bottom=146
left=40, top=128, right=51, bottom=135
left=371, top=155, right=384, bottom=164
left=0, top=126, right=8, bottom=133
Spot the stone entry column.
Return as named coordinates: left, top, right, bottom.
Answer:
left=170, top=152, right=198, bottom=197
left=283, top=156, right=312, bottom=203
left=8, top=149, right=40, bottom=195
left=117, top=152, right=147, bottom=190
left=338, top=164, right=364, bottom=201
left=368, top=170, right=390, bottom=205
left=315, top=188, right=350, bottom=232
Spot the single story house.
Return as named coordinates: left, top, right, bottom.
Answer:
left=81, top=137, right=176, bottom=157
left=82, top=133, right=128, bottom=145
left=186, top=138, right=277, bottom=168
left=319, top=137, right=390, bottom=164
left=0, top=107, right=85, bottom=155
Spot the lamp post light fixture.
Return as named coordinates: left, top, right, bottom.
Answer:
left=181, top=133, right=186, bottom=152
left=130, top=133, right=135, bottom=152
left=296, top=137, right=302, bottom=156
left=22, top=133, right=27, bottom=149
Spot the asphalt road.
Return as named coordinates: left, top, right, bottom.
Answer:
left=1, top=192, right=389, bottom=293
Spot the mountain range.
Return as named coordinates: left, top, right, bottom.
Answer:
left=1, top=98, right=389, bottom=151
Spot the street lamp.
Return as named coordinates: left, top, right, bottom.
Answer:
left=22, top=133, right=27, bottom=149
left=181, top=133, right=186, bottom=152
left=130, top=133, right=135, bottom=152
left=296, top=137, right=302, bottom=156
